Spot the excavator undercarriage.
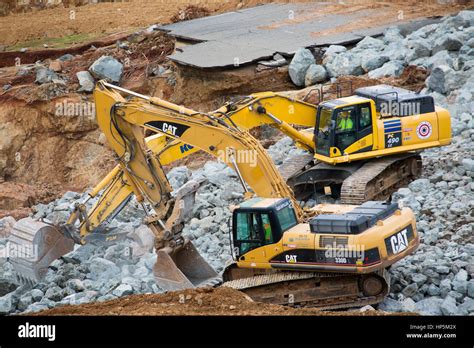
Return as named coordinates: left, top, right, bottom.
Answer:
left=284, top=153, right=423, bottom=204
left=223, top=267, right=390, bottom=310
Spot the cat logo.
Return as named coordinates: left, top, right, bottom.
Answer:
left=145, top=121, right=190, bottom=138
left=390, top=229, right=408, bottom=254
left=162, top=122, right=177, bottom=135
left=285, top=255, right=297, bottom=263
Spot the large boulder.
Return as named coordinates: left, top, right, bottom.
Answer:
left=288, top=48, right=315, bottom=87
left=76, top=71, right=95, bottom=92
left=432, top=34, right=463, bottom=54
left=405, top=40, right=431, bottom=63
left=415, top=297, right=444, bottom=315
left=355, top=36, right=384, bottom=50
left=426, top=65, right=468, bottom=95
left=325, top=51, right=363, bottom=77
left=304, top=64, right=327, bottom=86
left=361, top=55, right=389, bottom=72
left=368, top=61, right=405, bottom=79
left=89, top=56, right=123, bottom=83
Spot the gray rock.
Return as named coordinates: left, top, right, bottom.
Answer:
left=325, top=51, right=363, bottom=77
left=24, top=303, right=48, bottom=313
left=87, top=257, right=120, bottom=280
left=356, top=36, right=384, bottom=50
left=440, top=296, right=459, bottom=315
left=288, top=48, right=315, bottom=87
left=450, top=202, right=467, bottom=215
left=426, top=65, right=453, bottom=94
left=44, top=286, right=63, bottom=302
left=361, top=55, right=389, bottom=72
left=67, top=279, right=85, bottom=292
left=405, top=40, right=431, bottom=63
left=459, top=297, right=474, bottom=314
left=35, top=68, right=59, bottom=84
left=368, top=60, right=405, bottom=79
left=402, top=283, right=418, bottom=297
left=323, top=45, right=346, bottom=58
left=304, top=64, right=327, bottom=86
left=411, top=273, right=428, bottom=287
left=456, top=10, right=474, bottom=27
left=467, top=280, right=474, bottom=298
left=30, top=289, right=44, bottom=302
left=0, top=294, right=15, bottom=314
left=436, top=265, right=450, bottom=275
left=89, top=56, right=123, bottom=83
left=378, top=298, right=403, bottom=312
left=401, top=298, right=416, bottom=312
left=432, top=34, right=463, bottom=54
left=58, top=54, right=74, bottom=61
left=408, top=178, right=431, bottom=193
left=0, top=278, right=17, bottom=296
left=427, top=284, right=441, bottom=296
left=421, top=50, right=454, bottom=70
left=383, top=27, right=404, bottom=43
left=76, top=71, right=95, bottom=92
left=462, top=159, right=474, bottom=172
left=17, top=294, right=33, bottom=311
left=112, top=284, right=133, bottom=297
left=415, top=297, right=444, bottom=315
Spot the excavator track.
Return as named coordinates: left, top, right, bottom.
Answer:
left=222, top=268, right=389, bottom=310
left=278, top=153, right=315, bottom=182
left=340, top=154, right=422, bottom=205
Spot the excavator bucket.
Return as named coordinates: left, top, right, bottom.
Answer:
left=153, top=241, right=220, bottom=292
left=8, top=217, right=75, bottom=285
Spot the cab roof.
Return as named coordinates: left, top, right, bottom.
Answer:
left=320, top=96, right=371, bottom=109
left=237, top=197, right=287, bottom=209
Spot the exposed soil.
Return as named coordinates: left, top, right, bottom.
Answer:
left=30, top=286, right=413, bottom=316
left=0, top=0, right=280, bottom=48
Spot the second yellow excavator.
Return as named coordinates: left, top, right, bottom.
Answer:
left=9, top=82, right=420, bottom=309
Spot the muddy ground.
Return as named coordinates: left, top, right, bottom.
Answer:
left=30, top=286, right=413, bottom=316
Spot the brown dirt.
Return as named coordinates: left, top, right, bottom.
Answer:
left=171, top=5, right=211, bottom=24
left=30, top=286, right=413, bottom=316
left=0, top=181, right=61, bottom=219
left=0, top=0, right=279, bottom=47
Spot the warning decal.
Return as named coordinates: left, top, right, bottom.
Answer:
left=416, top=121, right=432, bottom=140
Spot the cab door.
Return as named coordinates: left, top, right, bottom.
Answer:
left=334, top=105, right=358, bottom=154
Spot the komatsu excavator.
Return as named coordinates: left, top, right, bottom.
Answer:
left=9, top=82, right=419, bottom=309
left=98, top=83, right=451, bottom=204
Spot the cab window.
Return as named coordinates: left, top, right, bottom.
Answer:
left=275, top=205, right=297, bottom=232
left=359, top=105, right=372, bottom=129
left=235, top=212, right=274, bottom=255
left=335, top=106, right=356, bottom=133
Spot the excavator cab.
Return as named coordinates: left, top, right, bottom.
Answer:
left=231, top=198, right=297, bottom=258
left=314, top=98, right=375, bottom=159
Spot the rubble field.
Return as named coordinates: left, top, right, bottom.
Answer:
left=0, top=2, right=472, bottom=316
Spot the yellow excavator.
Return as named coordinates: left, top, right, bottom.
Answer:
left=9, top=82, right=419, bottom=309
left=140, top=83, right=452, bottom=204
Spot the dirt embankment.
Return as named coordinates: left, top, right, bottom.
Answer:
left=31, top=286, right=411, bottom=316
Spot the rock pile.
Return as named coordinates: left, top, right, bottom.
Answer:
left=289, top=10, right=474, bottom=86
left=0, top=11, right=472, bottom=315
